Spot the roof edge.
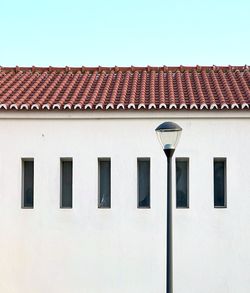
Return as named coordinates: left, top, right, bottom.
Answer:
left=0, top=65, right=249, bottom=73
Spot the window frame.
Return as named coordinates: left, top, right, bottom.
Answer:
left=175, top=157, right=189, bottom=209
left=98, top=158, right=111, bottom=209
left=137, top=157, right=151, bottom=209
left=60, top=157, right=73, bottom=209
left=213, top=157, right=227, bottom=208
left=21, top=158, right=34, bottom=209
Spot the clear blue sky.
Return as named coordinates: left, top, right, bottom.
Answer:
left=1, top=0, right=249, bottom=66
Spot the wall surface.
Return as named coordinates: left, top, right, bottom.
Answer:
left=0, top=111, right=250, bottom=293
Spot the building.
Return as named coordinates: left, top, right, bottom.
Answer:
left=0, top=65, right=249, bottom=293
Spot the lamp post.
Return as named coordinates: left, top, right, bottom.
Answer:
left=155, top=122, right=182, bottom=293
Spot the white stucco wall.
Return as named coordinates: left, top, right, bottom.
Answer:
left=0, top=111, right=249, bottom=293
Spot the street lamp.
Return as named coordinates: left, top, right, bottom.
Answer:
left=155, top=121, right=182, bottom=293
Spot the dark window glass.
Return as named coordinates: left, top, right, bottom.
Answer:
left=61, top=159, right=73, bottom=208
left=98, top=159, right=111, bottom=208
left=22, top=160, right=34, bottom=208
left=176, top=159, right=189, bottom=208
left=214, top=159, right=226, bottom=207
left=138, top=159, right=150, bottom=208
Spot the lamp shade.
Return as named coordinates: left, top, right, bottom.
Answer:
left=155, top=121, right=182, bottom=150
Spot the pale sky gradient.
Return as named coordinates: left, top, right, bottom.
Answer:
left=1, top=0, right=249, bottom=67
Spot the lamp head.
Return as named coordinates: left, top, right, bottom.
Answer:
left=155, top=121, right=182, bottom=152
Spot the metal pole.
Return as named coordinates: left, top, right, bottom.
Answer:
left=164, top=148, right=174, bottom=293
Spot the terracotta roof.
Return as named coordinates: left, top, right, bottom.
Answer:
left=0, top=65, right=249, bottom=110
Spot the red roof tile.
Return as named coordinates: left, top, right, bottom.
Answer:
left=0, top=66, right=249, bottom=110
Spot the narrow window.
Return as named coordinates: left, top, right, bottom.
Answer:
left=61, top=159, right=73, bottom=208
left=137, top=158, right=150, bottom=208
left=98, top=159, right=111, bottom=208
left=22, top=159, right=34, bottom=208
left=176, top=158, right=189, bottom=208
left=214, top=158, right=227, bottom=208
